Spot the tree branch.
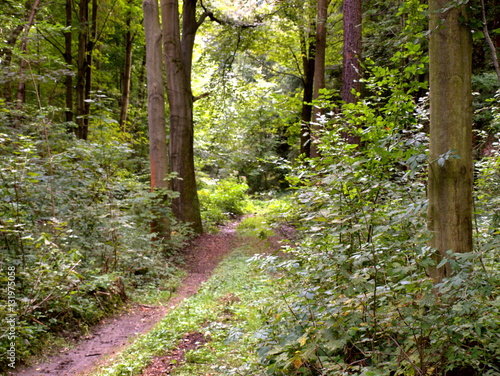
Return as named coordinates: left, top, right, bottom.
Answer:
left=199, top=0, right=263, bottom=29
left=480, top=0, right=500, bottom=85
left=193, top=92, right=210, bottom=102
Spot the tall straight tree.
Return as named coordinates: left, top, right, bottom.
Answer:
left=64, top=0, right=73, bottom=123
left=75, top=0, right=91, bottom=140
left=143, top=0, right=170, bottom=241
left=16, top=0, right=42, bottom=109
left=310, top=0, right=327, bottom=158
left=160, top=0, right=203, bottom=234
left=427, top=0, right=473, bottom=282
left=299, top=24, right=316, bottom=158
left=341, top=0, right=362, bottom=104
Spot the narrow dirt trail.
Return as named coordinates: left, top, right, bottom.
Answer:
left=9, top=222, right=239, bottom=376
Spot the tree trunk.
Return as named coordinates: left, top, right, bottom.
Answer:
left=75, top=0, right=97, bottom=140
left=64, top=0, right=73, bottom=123
left=76, top=0, right=90, bottom=139
left=427, top=0, right=473, bottom=282
left=341, top=0, right=362, bottom=145
left=299, top=28, right=315, bottom=158
left=120, top=15, right=134, bottom=129
left=161, top=0, right=203, bottom=234
left=310, top=0, right=327, bottom=158
left=143, top=0, right=170, bottom=241
left=479, top=0, right=500, bottom=85
left=341, top=0, right=362, bottom=104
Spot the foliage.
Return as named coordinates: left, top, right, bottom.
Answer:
left=475, top=98, right=500, bottom=254
left=198, top=175, right=251, bottom=230
left=92, top=233, right=277, bottom=376
left=473, top=83, right=500, bottom=155
left=237, top=195, right=298, bottom=239
left=0, top=0, right=499, bottom=373
left=249, top=24, right=500, bottom=375
left=0, top=118, right=186, bottom=371
left=237, top=215, right=275, bottom=239
left=195, top=87, right=295, bottom=190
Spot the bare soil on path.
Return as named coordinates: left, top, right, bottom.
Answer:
left=8, top=222, right=239, bottom=376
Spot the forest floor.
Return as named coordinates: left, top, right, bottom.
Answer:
left=8, top=221, right=243, bottom=376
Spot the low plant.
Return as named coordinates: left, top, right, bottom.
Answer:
left=237, top=216, right=275, bottom=239
left=198, top=175, right=251, bottom=230
left=93, top=239, right=277, bottom=376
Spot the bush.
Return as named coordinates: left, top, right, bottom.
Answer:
left=198, top=176, right=250, bottom=230
left=237, top=216, right=274, bottom=239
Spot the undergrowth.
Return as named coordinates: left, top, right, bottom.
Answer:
left=198, top=175, right=252, bottom=230
left=245, top=8, right=500, bottom=374
left=92, top=233, right=278, bottom=376
left=0, top=120, right=189, bottom=372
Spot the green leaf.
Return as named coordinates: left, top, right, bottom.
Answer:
left=436, top=258, right=448, bottom=269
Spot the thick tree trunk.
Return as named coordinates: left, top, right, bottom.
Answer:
left=341, top=0, right=362, bottom=104
left=299, top=30, right=315, bottom=158
left=161, top=0, right=203, bottom=234
left=341, top=0, right=362, bottom=145
left=143, top=0, right=170, bottom=241
left=427, top=0, right=473, bottom=282
left=310, top=0, right=327, bottom=158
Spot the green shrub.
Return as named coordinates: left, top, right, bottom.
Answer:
left=237, top=216, right=274, bottom=239
left=198, top=176, right=250, bottom=230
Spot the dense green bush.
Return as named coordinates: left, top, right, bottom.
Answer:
left=198, top=175, right=251, bottom=229
left=252, top=129, right=500, bottom=375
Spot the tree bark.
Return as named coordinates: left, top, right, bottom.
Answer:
left=64, top=0, right=73, bottom=123
left=161, top=0, right=203, bottom=234
left=341, top=0, right=362, bottom=145
left=310, top=0, right=327, bottom=158
left=299, top=28, right=315, bottom=158
left=427, top=0, right=473, bottom=282
left=75, top=0, right=97, bottom=140
left=341, top=0, right=362, bottom=104
left=143, top=0, right=170, bottom=241
left=76, top=0, right=90, bottom=139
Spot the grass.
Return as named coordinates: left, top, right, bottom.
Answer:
left=92, top=236, right=277, bottom=376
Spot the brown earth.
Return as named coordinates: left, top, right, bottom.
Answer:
left=8, top=221, right=240, bottom=376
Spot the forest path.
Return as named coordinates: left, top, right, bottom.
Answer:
left=9, top=221, right=240, bottom=376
